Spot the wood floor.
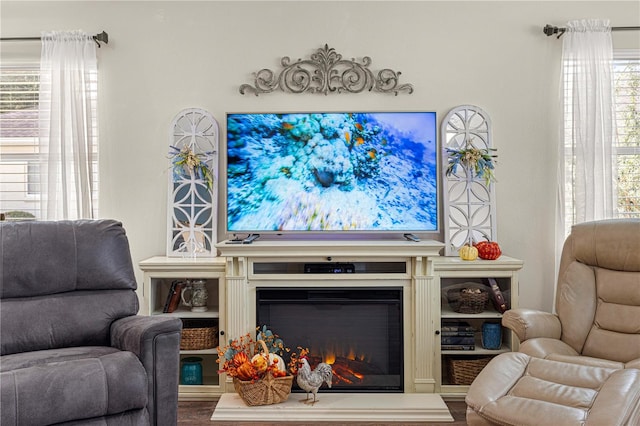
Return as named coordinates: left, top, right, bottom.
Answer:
left=179, top=399, right=468, bottom=425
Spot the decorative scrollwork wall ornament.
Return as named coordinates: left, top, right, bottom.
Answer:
left=239, top=44, right=414, bottom=96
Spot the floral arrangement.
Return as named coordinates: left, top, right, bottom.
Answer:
left=445, top=139, right=497, bottom=185
left=217, top=326, right=289, bottom=382
left=169, top=145, right=214, bottom=191
left=286, top=347, right=310, bottom=375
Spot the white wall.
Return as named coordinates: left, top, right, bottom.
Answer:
left=2, top=1, right=639, bottom=311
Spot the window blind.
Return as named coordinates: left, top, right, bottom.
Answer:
left=613, top=57, right=640, bottom=218
left=0, top=66, right=41, bottom=219
left=563, top=54, right=640, bottom=229
left=0, top=65, right=99, bottom=220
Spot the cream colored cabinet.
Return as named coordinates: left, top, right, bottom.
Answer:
left=139, top=256, right=226, bottom=400
left=433, top=256, right=523, bottom=397
left=137, top=248, right=521, bottom=400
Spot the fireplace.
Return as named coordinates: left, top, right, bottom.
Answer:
left=256, top=287, right=403, bottom=392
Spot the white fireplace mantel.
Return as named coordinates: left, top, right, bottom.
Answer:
left=217, top=239, right=444, bottom=258
left=216, top=239, right=445, bottom=394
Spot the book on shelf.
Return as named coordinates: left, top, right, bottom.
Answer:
left=441, top=344, right=475, bottom=351
left=441, top=321, right=475, bottom=332
left=162, top=281, right=177, bottom=313
left=486, top=278, right=508, bottom=313
left=163, top=280, right=187, bottom=313
left=441, top=330, right=475, bottom=337
left=441, top=336, right=476, bottom=345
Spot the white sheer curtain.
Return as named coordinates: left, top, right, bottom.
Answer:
left=39, top=30, right=98, bottom=220
left=554, top=19, right=616, bottom=306
left=559, top=19, right=616, bottom=231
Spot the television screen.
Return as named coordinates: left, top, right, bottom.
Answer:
left=226, top=112, right=438, bottom=233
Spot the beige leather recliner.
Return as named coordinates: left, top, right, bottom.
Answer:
left=504, top=218, right=640, bottom=369
left=466, top=219, right=640, bottom=425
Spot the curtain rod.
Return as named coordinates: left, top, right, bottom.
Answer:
left=544, top=24, right=640, bottom=39
left=0, top=31, right=108, bottom=47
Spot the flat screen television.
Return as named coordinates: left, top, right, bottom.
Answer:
left=225, top=112, right=438, bottom=234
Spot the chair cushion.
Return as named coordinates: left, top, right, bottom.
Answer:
left=569, top=219, right=640, bottom=272
left=54, top=410, right=149, bottom=425
left=580, top=267, right=640, bottom=362
left=1, top=347, right=148, bottom=426
left=1, top=290, right=138, bottom=356
left=0, top=220, right=139, bottom=356
left=466, top=352, right=640, bottom=426
left=555, top=219, right=640, bottom=362
left=1, top=219, right=138, bottom=299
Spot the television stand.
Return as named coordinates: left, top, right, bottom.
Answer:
left=216, top=239, right=445, bottom=393
left=403, top=233, right=420, bottom=242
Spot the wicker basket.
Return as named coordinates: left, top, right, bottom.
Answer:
left=447, top=288, right=489, bottom=314
left=180, top=326, right=218, bottom=350
left=232, top=340, right=293, bottom=406
left=447, top=357, right=492, bottom=385
left=233, top=371, right=294, bottom=406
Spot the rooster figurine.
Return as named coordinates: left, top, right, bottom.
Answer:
left=296, top=356, right=333, bottom=404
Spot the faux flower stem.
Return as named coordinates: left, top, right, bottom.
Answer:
left=169, top=145, right=214, bottom=191
left=445, top=140, right=497, bottom=185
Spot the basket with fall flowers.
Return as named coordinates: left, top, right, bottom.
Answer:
left=217, top=326, right=293, bottom=406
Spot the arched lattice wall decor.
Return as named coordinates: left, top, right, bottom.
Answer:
left=441, top=105, right=497, bottom=256
left=167, top=108, right=219, bottom=257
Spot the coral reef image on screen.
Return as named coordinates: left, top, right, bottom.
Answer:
left=226, top=112, right=438, bottom=232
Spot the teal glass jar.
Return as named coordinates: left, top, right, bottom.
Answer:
left=180, top=357, right=203, bottom=385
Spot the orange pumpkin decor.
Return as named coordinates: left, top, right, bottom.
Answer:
left=236, top=360, right=258, bottom=381
left=232, top=351, right=249, bottom=367
left=474, top=240, right=502, bottom=260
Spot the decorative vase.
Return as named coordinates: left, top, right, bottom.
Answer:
left=180, top=357, right=203, bottom=385
left=181, top=280, right=209, bottom=312
left=481, top=322, right=502, bottom=350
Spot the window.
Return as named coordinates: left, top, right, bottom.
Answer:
left=0, top=65, right=99, bottom=220
left=26, top=162, right=40, bottom=196
left=0, top=66, right=40, bottom=219
left=614, top=54, right=640, bottom=218
left=563, top=52, right=640, bottom=230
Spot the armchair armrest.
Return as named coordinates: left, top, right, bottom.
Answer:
left=111, top=315, right=182, bottom=426
left=502, top=308, right=562, bottom=342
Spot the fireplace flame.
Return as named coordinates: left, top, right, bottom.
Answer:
left=324, top=353, right=336, bottom=365
left=318, top=343, right=369, bottom=365
left=307, top=344, right=379, bottom=386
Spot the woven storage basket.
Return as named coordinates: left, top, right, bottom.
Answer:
left=180, top=326, right=218, bottom=350
left=232, top=340, right=293, bottom=406
left=447, top=357, right=492, bottom=385
left=233, top=371, right=294, bottom=406
left=447, top=288, right=489, bottom=314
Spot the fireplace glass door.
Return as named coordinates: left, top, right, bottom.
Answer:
left=256, top=287, right=403, bottom=392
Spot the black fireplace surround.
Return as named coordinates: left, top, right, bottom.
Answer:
left=256, top=287, right=403, bottom=392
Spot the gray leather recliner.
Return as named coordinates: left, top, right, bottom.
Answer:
left=1, top=219, right=182, bottom=426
